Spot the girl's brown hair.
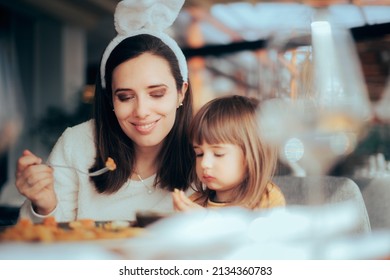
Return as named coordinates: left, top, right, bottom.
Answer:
left=189, top=95, right=277, bottom=208
left=90, top=34, right=194, bottom=194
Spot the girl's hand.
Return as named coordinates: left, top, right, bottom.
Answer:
left=15, top=149, right=57, bottom=215
left=172, top=189, right=203, bottom=212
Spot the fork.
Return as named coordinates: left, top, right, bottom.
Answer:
left=48, top=164, right=111, bottom=177
left=48, top=157, right=116, bottom=177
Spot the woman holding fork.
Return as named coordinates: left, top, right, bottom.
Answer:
left=15, top=0, right=195, bottom=222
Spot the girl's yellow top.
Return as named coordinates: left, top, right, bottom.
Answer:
left=189, top=182, right=286, bottom=209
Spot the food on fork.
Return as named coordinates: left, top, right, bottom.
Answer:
left=105, top=157, right=117, bottom=171
left=48, top=157, right=116, bottom=176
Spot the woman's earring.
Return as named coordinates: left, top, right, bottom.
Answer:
left=112, top=108, right=115, bottom=112
left=177, top=102, right=183, bottom=109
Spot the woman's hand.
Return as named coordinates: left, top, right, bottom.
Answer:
left=172, top=189, right=203, bottom=212
left=15, top=149, right=57, bottom=215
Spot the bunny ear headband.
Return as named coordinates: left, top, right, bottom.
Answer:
left=100, top=0, right=188, bottom=89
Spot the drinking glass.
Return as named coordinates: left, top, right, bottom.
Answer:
left=257, top=8, right=372, bottom=202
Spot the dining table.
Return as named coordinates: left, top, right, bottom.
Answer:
left=1, top=205, right=390, bottom=260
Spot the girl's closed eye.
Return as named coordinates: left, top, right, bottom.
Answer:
left=213, top=147, right=226, bottom=157
left=214, top=153, right=225, bottom=157
left=194, top=150, right=203, bottom=157
left=193, top=147, right=203, bottom=157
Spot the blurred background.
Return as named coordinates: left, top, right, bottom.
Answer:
left=0, top=0, right=389, bottom=224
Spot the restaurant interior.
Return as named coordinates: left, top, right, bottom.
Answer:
left=0, top=0, right=389, bottom=259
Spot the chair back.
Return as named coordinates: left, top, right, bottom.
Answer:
left=352, top=177, right=390, bottom=230
left=273, top=176, right=371, bottom=234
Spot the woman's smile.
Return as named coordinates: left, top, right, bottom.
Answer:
left=131, top=120, right=159, bottom=134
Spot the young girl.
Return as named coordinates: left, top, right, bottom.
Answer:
left=173, top=95, right=285, bottom=211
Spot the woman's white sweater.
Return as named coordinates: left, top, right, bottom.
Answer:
left=19, top=120, right=176, bottom=223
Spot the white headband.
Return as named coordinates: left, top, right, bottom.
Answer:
left=100, top=0, right=188, bottom=89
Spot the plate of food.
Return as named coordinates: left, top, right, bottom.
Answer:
left=0, top=217, right=145, bottom=243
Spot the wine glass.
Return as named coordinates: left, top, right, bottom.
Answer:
left=254, top=9, right=373, bottom=259
left=256, top=8, right=372, bottom=202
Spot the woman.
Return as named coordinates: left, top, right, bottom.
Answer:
left=15, top=0, right=194, bottom=222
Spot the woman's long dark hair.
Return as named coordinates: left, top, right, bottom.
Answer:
left=90, top=34, right=194, bottom=194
